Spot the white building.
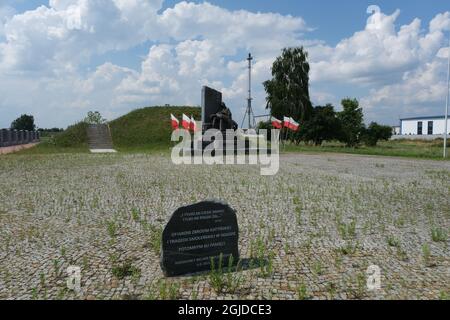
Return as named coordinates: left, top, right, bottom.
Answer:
left=400, top=115, right=450, bottom=136
left=392, top=126, right=401, bottom=135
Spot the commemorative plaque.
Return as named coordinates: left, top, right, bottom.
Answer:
left=161, top=200, right=239, bottom=277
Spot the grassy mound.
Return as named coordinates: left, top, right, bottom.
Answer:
left=52, top=121, right=89, bottom=148
left=20, top=106, right=200, bottom=154
left=109, top=106, right=200, bottom=150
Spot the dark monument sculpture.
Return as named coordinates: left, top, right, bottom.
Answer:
left=161, top=200, right=239, bottom=277
left=211, top=102, right=238, bottom=131
left=201, top=86, right=222, bottom=132
left=201, top=86, right=238, bottom=132
left=198, top=86, right=254, bottom=154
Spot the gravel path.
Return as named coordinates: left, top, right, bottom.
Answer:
left=0, top=153, right=449, bottom=300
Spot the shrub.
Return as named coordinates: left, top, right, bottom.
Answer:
left=431, top=227, right=447, bottom=242
left=112, top=260, right=140, bottom=279
left=300, top=104, right=342, bottom=146
left=362, top=122, right=393, bottom=146
left=53, top=122, right=88, bottom=147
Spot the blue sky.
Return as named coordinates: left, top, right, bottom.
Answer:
left=0, top=0, right=449, bottom=128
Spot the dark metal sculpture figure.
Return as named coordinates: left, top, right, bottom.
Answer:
left=210, top=102, right=238, bottom=131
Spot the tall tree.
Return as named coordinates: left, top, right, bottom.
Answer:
left=301, top=104, right=342, bottom=146
left=338, top=98, right=364, bottom=147
left=11, top=114, right=36, bottom=131
left=264, top=47, right=313, bottom=122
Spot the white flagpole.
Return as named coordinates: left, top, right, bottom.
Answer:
left=444, top=32, right=450, bottom=158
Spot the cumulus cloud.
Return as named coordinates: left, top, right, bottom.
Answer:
left=307, top=9, right=450, bottom=124
left=361, top=58, right=449, bottom=123
left=158, top=1, right=307, bottom=57
left=0, top=0, right=309, bottom=127
left=0, top=0, right=162, bottom=74
left=0, top=2, right=449, bottom=128
left=309, top=10, right=449, bottom=85
left=0, top=5, right=15, bottom=39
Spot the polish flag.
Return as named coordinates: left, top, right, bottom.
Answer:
left=182, top=114, right=191, bottom=130
left=283, top=116, right=291, bottom=128
left=271, top=117, right=282, bottom=129
left=170, top=114, right=179, bottom=130
left=190, top=115, right=198, bottom=132
left=289, top=117, right=300, bottom=131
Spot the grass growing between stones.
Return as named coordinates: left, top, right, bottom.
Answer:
left=0, top=152, right=448, bottom=300
left=145, top=280, right=181, bottom=300
left=112, top=261, right=141, bottom=280
left=284, top=139, right=450, bottom=160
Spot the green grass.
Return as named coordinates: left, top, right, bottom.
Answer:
left=283, top=139, right=450, bottom=160
left=8, top=106, right=450, bottom=160
left=111, top=260, right=141, bottom=280
left=11, top=106, right=200, bottom=155
left=109, top=106, right=200, bottom=148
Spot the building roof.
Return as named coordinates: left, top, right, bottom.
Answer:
left=400, top=115, right=450, bottom=121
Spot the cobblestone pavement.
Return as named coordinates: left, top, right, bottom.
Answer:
left=0, top=153, right=449, bottom=300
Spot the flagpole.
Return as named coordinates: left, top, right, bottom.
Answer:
left=444, top=32, right=450, bottom=158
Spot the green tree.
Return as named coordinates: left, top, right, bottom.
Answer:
left=84, top=111, right=106, bottom=124
left=301, top=104, right=342, bottom=146
left=362, top=122, right=393, bottom=146
left=11, top=114, right=36, bottom=131
left=257, top=120, right=272, bottom=141
left=264, top=47, right=313, bottom=122
left=338, top=98, right=364, bottom=147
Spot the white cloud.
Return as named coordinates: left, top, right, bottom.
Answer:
left=0, top=5, right=15, bottom=40
left=0, top=0, right=162, bottom=74
left=361, top=58, right=449, bottom=123
left=307, top=9, right=450, bottom=124
left=0, top=2, right=449, bottom=128
left=309, top=10, right=449, bottom=85
left=0, top=1, right=310, bottom=127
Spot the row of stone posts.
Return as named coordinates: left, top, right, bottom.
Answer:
left=0, top=129, right=40, bottom=148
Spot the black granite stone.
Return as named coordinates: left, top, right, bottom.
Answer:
left=201, top=86, right=222, bottom=132
left=161, top=200, right=239, bottom=277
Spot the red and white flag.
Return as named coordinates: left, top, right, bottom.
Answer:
left=289, top=117, right=300, bottom=131
left=282, top=116, right=300, bottom=131
left=170, top=114, right=179, bottom=130
left=271, top=117, right=282, bottom=129
left=181, top=113, right=191, bottom=130
left=190, top=115, right=198, bottom=132
left=283, top=116, right=291, bottom=128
